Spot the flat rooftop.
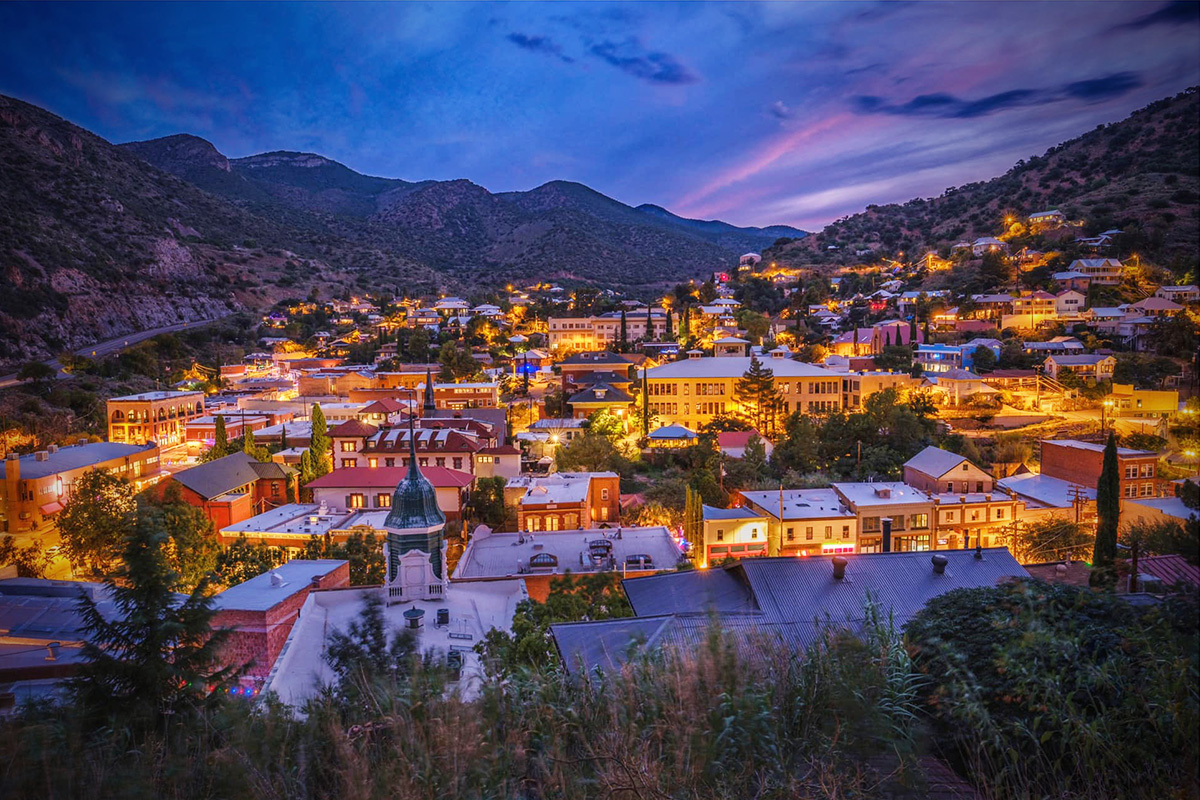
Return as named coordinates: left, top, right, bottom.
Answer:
left=1, top=442, right=156, bottom=481
left=454, top=526, right=685, bottom=580
left=741, top=488, right=855, bottom=521
left=1041, top=440, right=1156, bottom=458
left=998, top=473, right=1095, bottom=509
left=108, top=390, right=203, bottom=402
left=646, top=357, right=838, bottom=380
left=832, top=482, right=932, bottom=508
left=211, top=560, right=347, bottom=612
left=221, top=504, right=391, bottom=538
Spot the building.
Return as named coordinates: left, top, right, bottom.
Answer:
left=183, top=414, right=275, bottom=453
left=1055, top=289, right=1087, bottom=318
left=328, top=419, right=380, bottom=470
left=1128, top=296, right=1184, bottom=318
left=1053, top=271, right=1092, bottom=292
left=698, top=505, right=770, bottom=565
left=929, top=369, right=997, bottom=406
left=506, top=472, right=621, bottom=531
left=646, top=424, right=698, bottom=449
left=453, top=524, right=684, bottom=601
left=1003, top=291, right=1058, bottom=329
left=1107, top=383, right=1179, bottom=420
left=1024, top=337, right=1085, bottom=357
left=716, top=431, right=773, bottom=460
left=551, top=549, right=1028, bottom=674
left=557, top=351, right=642, bottom=389
left=1042, top=353, right=1116, bottom=381
left=645, top=356, right=844, bottom=429
left=738, top=487, right=858, bottom=558
left=474, top=445, right=522, bottom=480
left=839, top=371, right=923, bottom=409
left=830, top=482, right=934, bottom=553
left=903, top=446, right=1022, bottom=550
left=304, top=466, right=473, bottom=519
left=1154, top=285, right=1199, bottom=304
left=548, top=312, right=667, bottom=351
left=567, top=382, right=637, bottom=420
left=1067, top=258, right=1123, bottom=286
left=2, top=442, right=161, bottom=533
left=211, top=559, right=350, bottom=692
left=1040, top=440, right=1160, bottom=501
left=152, top=452, right=297, bottom=529
left=971, top=237, right=1008, bottom=256
left=107, top=390, right=205, bottom=447
left=1027, top=209, right=1066, bottom=231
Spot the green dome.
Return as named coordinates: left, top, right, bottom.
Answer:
left=384, top=454, right=446, bottom=530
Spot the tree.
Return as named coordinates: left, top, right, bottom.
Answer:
left=0, top=535, right=48, bottom=577
left=665, top=308, right=673, bottom=339
left=465, top=476, right=508, bottom=529
left=1121, top=517, right=1199, bottom=566
left=17, top=361, right=56, bottom=384
left=554, top=432, right=629, bottom=474
left=586, top=409, right=624, bottom=440
left=438, top=340, right=477, bottom=381
left=73, top=510, right=237, bottom=725
left=302, top=531, right=385, bottom=585
left=310, top=404, right=331, bottom=476
left=214, top=535, right=286, bottom=587
left=971, top=345, right=997, bottom=374
left=618, top=310, right=628, bottom=353
left=873, top=345, right=914, bottom=372
left=140, top=492, right=221, bottom=592
left=58, top=469, right=136, bottom=577
left=213, top=415, right=229, bottom=457
left=324, top=592, right=417, bottom=689
left=1091, top=432, right=1120, bottom=585
left=1006, top=517, right=1093, bottom=564
left=734, top=355, right=781, bottom=436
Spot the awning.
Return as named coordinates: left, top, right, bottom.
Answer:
left=39, top=501, right=64, bottom=516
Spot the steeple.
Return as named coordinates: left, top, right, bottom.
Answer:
left=383, top=412, right=445, bottom=580
left=422, top=368, right=436, bottom=415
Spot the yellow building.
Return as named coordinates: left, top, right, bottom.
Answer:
left=842, top=371, right=923, bottom=409
left=107, top=390, right=205, bottom=447
left=1108, top=383, right=1178, bottom=419
left=548, top=312, right=667, bottom=351
left=644, top=354, right=844, bottom=430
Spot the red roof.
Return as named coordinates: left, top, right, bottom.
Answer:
left=305, top=466, right=474, bottom=490
left=479, top=445, right=520, bottom=455
left=1137, top=555, right=1199, bottom=589
left=717, top=431, right=761, bottom=448
left=362, top=398, right=408, bottom=413
left=328, top=419, right=378, bottom=437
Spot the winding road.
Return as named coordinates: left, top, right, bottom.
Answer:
left=0, top=314, right=232, bottom=389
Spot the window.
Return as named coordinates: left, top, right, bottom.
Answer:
left=368, top=458, right=378, bottom=469
left=377, top=494, right=391, bottom=507
left=600, top=488, right=610, bottom=501
left=996, top=508, right=1005, bottom=519
left=1124, top=484, right=1137, bottom=498
left=716, top=529, right=724, bottom=542
left=1124, top=465, right=1138, bottom=479
left=910, top=514, right=928, bottom=530
left=945, top=482, right=953, bottom=492
left=786, top=527, right=794, bottom=541
left=385, top=458, right=395, bottom=467
left=453, top=457, right=463, bottom=470
left=805, top=526, right=813, bottom=540
left=340, top=441, right=356, bottom=452
left=751, top=528, right=758, bottom=539
left=1141, top=464, right=1154, bottom=478
left=419, top=458, right=428, bottom=467
left=1140, top=483, right=1153, bottom=497
left=842, top=525, right=850, bottom=539
left=975, top=481, right=984, bottom=492
left=349, top=493, right=365, bottom=509
left=962, top=464, right=969, bottom=471
left=436, top=457, right=445, bottom=467
left=341, top=459, right=356, bottom=469
left=824, top=525, right=832, bottom=539
left=863, top=517, right=880, bottom=533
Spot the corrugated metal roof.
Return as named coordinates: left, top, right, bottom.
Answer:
left=172, top=452, right=261, bottom=500
left=623, top=569, right=757, bottom=616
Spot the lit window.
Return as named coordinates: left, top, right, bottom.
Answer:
left=349, top=493, right=365, bottom=509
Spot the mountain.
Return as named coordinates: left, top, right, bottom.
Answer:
left=0, top=96, right=435, bottom=369
left=765, top=88, right=1199, bottom=270
left=635, top=204, right=806, bottom=252
left=121, top=141, right=807, bottom=286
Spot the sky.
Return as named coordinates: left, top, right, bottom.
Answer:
left=1, top=2, right=1197, bottom=230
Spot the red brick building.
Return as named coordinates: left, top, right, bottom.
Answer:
left=211, top=559, right=350, bottom=692
left=151, top=452, right=298, bottom=529
left=1039, top=439, right=1161, bottom=501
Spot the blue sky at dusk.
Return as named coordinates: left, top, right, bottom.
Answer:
left=1, top=1, right=1197, bottom=230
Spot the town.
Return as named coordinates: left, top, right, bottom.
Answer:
left=1, top=3, right=1198, bottom=798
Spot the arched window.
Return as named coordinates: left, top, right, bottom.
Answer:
left=529, top=552, right=558, bottom=569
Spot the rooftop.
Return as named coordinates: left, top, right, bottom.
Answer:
left=904, top=445, right=973, bottom=479
left=453, top=526, right=684, bottom=580
left=109, top=390, right=203, bottom=402
left=1041, top=439, right=1156, bottom=458
left=0, top=442, right=157, bottom=481
left=998, top=473, right=1094, bottom=509
left=210, top=560, right=347, bottom=612
left=740, top=488, right=854, bottom=520
left=646, top=357, right=838, bottom=380
left=306, top=465, right=474, bottom=490
left=832, top=481, right=932, bottom=508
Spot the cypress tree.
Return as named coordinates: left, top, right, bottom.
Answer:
left=279, top=423, right=288, bottom=451
left=310, top=404, right=331, bottom=476
left=213, top=415, right=228, bottom=457
left=681, top=306, right=690, bottom=344
left=665, top=308, right=673, bottom=339
left=1091, top=432, right=1121, bottom=586
left=243, top=426, right=256, bottom=455
left=641, top=367, right=650, bottom=436
left=618, top=310, right=628, bottom=353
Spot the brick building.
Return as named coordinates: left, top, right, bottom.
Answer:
left=1040, top=440, right=1161, bottom=501
left=107, top=390, right=206, bottom=447
left=506, top=472, right=622, bottom=531
left=152, top=452, right=297, bottom=529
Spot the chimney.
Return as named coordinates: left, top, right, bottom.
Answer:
left=4, top=453, right=18, bottom=484
left=311, top=575, right=322, bottom=589
left=77, top=436, right=88, bottom=446
left=932, top=554, right=948, bottom=575
left=881, top=517, right=893, bottom=553
left=832, top=556, right=848, bottom=580
left=974, top=542, right=983, bottom=560
left=270, top=571, right=285, bottom=587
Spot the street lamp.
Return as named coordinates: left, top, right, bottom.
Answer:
left=1101, top=399, right=1114, bottom=432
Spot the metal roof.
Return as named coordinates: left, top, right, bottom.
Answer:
left=904, top=445, right=972, bottom=479
left=0, top=442, right=156, bottom=481
left=171, top=452, right=262, bottom=500
left=623, top=568, right=758, bottom=616
left=646, top=357, right=838, bottom=380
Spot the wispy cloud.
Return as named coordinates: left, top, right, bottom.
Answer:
left=1116, top=0, right=1200, bottom=31
left=506, top=33, right=574, bottom=64
left=768, top=100, right=793, bottom=119
left=588, top=38, right=698, bottom=85
left=853, top=72, right=1144, bottom=118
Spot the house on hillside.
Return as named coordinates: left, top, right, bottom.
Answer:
left=1042, top=354, right=1116, bottom=382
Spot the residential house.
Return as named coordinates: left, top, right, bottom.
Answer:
left=1042, top=354, right=1116, bottom=381
left=1106, top=383, right=1179, bottom=420
left=971, top=237, right=1008, bottom=257
left=1054, top=290, right=1088, bottom=318
left=1024, top=337, right=1085, bottom=356
left=1068, top=258, right=1123, bottom=286
left=153, top=452, right=297, bottom=529
left=1027, top=209, right=1066, bottom=231
left=1154, top=285, right=1199, bottom=304
left=305, top=466, right=473, bottom=519
left=929, top=369, right=998, bottom=406
left=1128, top=296, right=1184, bottom=318
left=1004, top=291, right=1059, bottom=329
left=1053, top=271, right=1092, bottom=292
left=716, top=431, right=774, bottom=460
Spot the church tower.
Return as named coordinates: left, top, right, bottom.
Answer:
left=381, top=414, right=446, bottom=603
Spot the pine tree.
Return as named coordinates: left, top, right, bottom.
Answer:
left=734, top=355, right=781, bottom=436
left=909, top=316, right=917, bottom=346
left=618, top=310, right=628, bottom=353
left=213, top=415, right=228, bottom=457
left=298, top=449, right=315, bottom=503
left=310, top=403, right=331, bottom=476
left=74, top=511, right=238, bottom=724
left=641, top=366, right=650, bottom=436
left=1091, top=432, right=1121, bottom=586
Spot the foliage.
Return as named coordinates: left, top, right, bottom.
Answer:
left=553, top=431, right=631, bottom=475
left=1113, top=352, right=1182, bottom=388
left=0, top=534, right=49, bottom=577
left=309, top=403, right=332, bottom=476
left=1121, top=516, right=1200, bottom=566
left=139, top=490, right=221, bottom=592
left=476, top=572, right=632, bottom=675
left=58, top=469, right=137, bottom=576
left=17, top=361, right=57, bottom=383
left=73, top=510, right=238, bottom=726
left=302, top=531, right=386, bottom=585
left=1005, top=517, right=1093, bottom=564
left=970, top=344, right=997, bottom=373
left=214, top=535, right=286, bottom=587
left=465, top=475, right=508, bottom=529
left=1092, top=432, right=1120, bottom=585
left=906, top=580, right=1200, bottom=799
left=733, top=355, right=781, bottom=436
left=872, top=345, right=914, bottom=372
left=324, top=592, right=418, bottom=691
left=438, top=340, right=478, bottom=381
left=585, top=409, right=625, bottom=440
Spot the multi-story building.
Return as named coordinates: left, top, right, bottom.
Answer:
left=1068, top=258, right=1124, bottom=286
left=738, top=488, right=858, bottom=558
left=1042, top=354, right=1116, bottom=381
left=839, top=371, right=923, bottom=408
left=150, top=452, right=297, bottom=529
left=1003, top=291, right=1058, bottom=329
left=903, top=446, right=1023, bottom=550
left=1, top=441, right=161, bottom=533
left=107, top=390, right=205, bottom=446
left=1106, top=383, right=1179, bottom=420
left=1040, top=439, right=1161, bottom=501
left=831, top=482, right=935, bottom=553
left=304, top=466, right=473, bottom=520
left=548, top=312, right=667, bottom=351
left=505, top=472, right=621, bottom=531
left=645, top=355, right=844, bottom=430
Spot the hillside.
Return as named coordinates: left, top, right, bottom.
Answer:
left=0, top=97, right=434, bottom=370
left=122, top=140, right=805, bottom=286
left=765, top=88, right=1200, bottom=271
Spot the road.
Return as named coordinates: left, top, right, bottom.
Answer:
left=0, top=314, right=232, bottom=389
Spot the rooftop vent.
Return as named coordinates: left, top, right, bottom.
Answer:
left=46, top=444, right=58, bottom=454
left=832, top=556, right=848, bottom=580
left=34, top=451, right=49, bottom=462
left=932, top=554, right=948, bottom=575
left=874, top=487, right=891, bottom=499
left=269, top=571, right=286, bottom=587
